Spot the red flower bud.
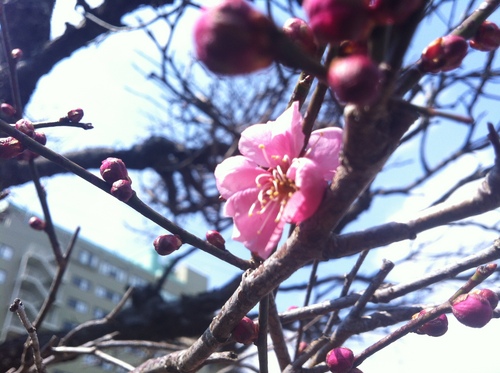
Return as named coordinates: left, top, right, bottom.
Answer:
left=0, top=136, right=24, bottom=159
left=206, top=230, right=226, bottom=250
left=470, top=289, right=499, bottom=309
left=420, top=35, right=468, bottom=73
left=193, top=0, right=275, bottom=75
left=282, top=17, right=318, bottom=56
left=67, top=108, right=84, bottom=123
left=470, top=21, right=500, bottom=52
left=452, top=292, right=493, bottom=328
left=303, top=0, right=373, bottom=45
left=327, top=55, right=380, bottom=105
left=1, top=103, right=16, bottom=117
left=369, top=0, right=424, bottom=25
left=413, top=309, right=448, bottom=337
left=100, top=158, right=130, bottom=184
left=110, top=179, right=134, bottom=202
left=29, top=216, right=46, bottom=231
left=11, top=48, right=23, bottom=60
left=153, top=234, right=183, bottom=256
left=232, top=316, right=259, bottom=344
left=15, top=119, right=35, bottom=138
left=325, top=347, right=354, bottom=373
left=17, top=131, right=47, bottom=161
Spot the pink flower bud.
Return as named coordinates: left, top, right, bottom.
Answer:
left=15, top=119, right=35, bottom=138
left=67, top=108, right=84, bottom=123
left=0, top=136, right=24, bottom=159
left=17, top=131, right=47, bottom=161
left=100, top=158, right=130, bottom=184
left=1, top=103, right=16, bottom=117
left=153, top=234, right=183, bottom=256
left=470, top=289, right=499, bottom=309
left=452, top=293, right=493, bottom=328
left=29, top=216, right=46, bottom=231
left=206, top=230, right=226, bottom=250
left=325, top=347, right=354, bottom=373
left=369, top=0, right=424, bottom=25
left=303, top=0, right=373, bottom=45
left=193, top=0, right=275, bottom=75
left=470, top=21, right=500, bottom=52
left=413, top=309, right=448, bottom=337
left=110, top=179, right=134, bottom=202
left=282, top=18, right=318, bottom=56
left=298, top=341, right=308, bottom=354
left=420, top=35, right=468, bottom=73
left=11, top=48, right=23, bottom=60
left=232, top=316, right=259, bottom=344
left=327, top=54, right=380, bottom=105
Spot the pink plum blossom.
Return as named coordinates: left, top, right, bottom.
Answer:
left=215, top=102, right=343, bottom=259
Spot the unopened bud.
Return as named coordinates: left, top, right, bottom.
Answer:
left=193, top=0, right=275, bottom=75
left=470, top=288, right=499, bottom=309
left=206, top=230, right=226, bottom=250
left=328, top=55, right=380, bottom=105
left=298, top=341, right=308, bottom=354
left=0, top=137, right=24, bottom=159
left=413, top=309, right=448, bottom=337
left=420, top=35, right=468, bottom=73
left=282, top=18, right=318, bottom=56
left=17, top=131, right=47, bottom=161
left=11, top=48, right=23, bottom=60
left=452, top=292, right=493, bottom=328
left=1, top=103, right=16, bottom=117
left=153, top=234, right=182, bottom=256
left=15, top=119, right=35, bottom=138
left=100, top=158, right=130, bottom=184
left=369, top=0, right=424, bottom=25
left=67, top=108, right=84, bottom=123
left=232, top=316, right=259, bottom=344
left=470, top=21, right=500, bottom=52
left=29, top=216, right=46, bottom=231
left=110, top=179, right=134, bottom=202
left=325, top=347, right=354, bottom=373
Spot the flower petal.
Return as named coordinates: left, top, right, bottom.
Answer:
left=239, top=102, right=305, bottom=168
left=225, top=188, right=285, bottom=259
left=306, top=127, right=343, bottom=181
left=283, top=157, right=327, bottom=223
left=215, top=156, right=265, bottom=199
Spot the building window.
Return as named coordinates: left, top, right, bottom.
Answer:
left=67, top=298, right=88, bottom=314
left=78, top=249, right=99, bottom=269
left=95, top=285, right=122, bottom=303
left=0, top=269, right=6, bottom=284
left=0, top=244, right=13, bottom=260
left=129, top=275, right=147, bottom=287
left=93, top=307, right=108, bottom=319
left=72, top=275, right=91, bottom=291
left=99, top=261, right=126, bottom=282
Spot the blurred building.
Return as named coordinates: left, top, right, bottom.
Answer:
left=0, top=202, right=208, bottom=372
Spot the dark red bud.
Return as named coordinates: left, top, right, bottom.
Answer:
left=67, top=108, right=84, bottom=123
left=0, top=137, right=25, bottom=159
left=325, top=347, right=354, bottom=373
left=232, top=316, right=259, bottom=344
left=193, top=0, right=275, bottom=75
left=452, top=293, right=493, bottom=328
left=327, top=54, right=380, bottom=105
left=470, top=21, right=500, bottom=52
left=206, top=230, right=226, bottom=250
left=110, top=179, right=134, bottom=202
left=1, top=103, right=16, bottom=117
left=29, top=216, right=46, bottom=231
left=100, top=158, right=130, bottom=184
left=303, top=0, right=373, bottom=45
left=153, top=234, right=183, bottom=256
left=420, top=35, right=468, bottom=73
left=369, top=0, right=424, bottom=25
left=471, top=289, right=499, bottom=309
left=11, top=48, right=22, bottom=60
left=413, top=309, right=448, bottom=337
left=15, top=119, right=35, bottom=138
left=282, top=17, right=318, bottom=56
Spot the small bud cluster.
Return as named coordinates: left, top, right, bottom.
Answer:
left=232, top=316, right=259, bottom=345
left=0, top=118, right=47, bottom=161
left=153, top=234, right=183, bottom=256
left=451, top=289, right=498, bottom=328
left=99, top=157, right=134, bottom=202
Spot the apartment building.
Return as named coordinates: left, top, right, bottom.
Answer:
left=0, top=201, right=208, bottom=372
